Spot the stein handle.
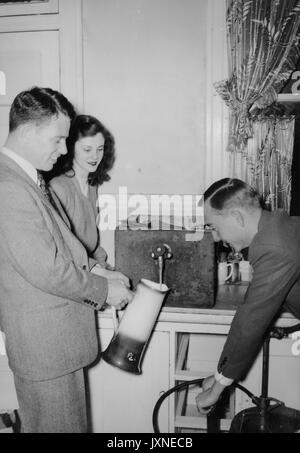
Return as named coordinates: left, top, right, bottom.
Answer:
left=111, top=307, right=119, bottom=333
left=224, top=263, right=233, bottom=282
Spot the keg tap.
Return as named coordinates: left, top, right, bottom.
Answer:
left=151, top=243, right=173, bottom=287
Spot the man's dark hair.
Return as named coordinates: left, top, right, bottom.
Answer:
left=204, top=178, right=262, bottom=211
left=9, top=86, right=76, bottom=132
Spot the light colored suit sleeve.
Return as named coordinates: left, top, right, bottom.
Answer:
left=0, top=181, right=108, bottom=307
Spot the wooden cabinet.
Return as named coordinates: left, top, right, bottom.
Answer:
left=235, top=335, right=300, bottom=414
left=89, top=305, right=300, bottom=433
left=0, top=305, right=299, bottom=432
left=171, top=313, right=300, bottom=433
left=174, top=332, right=235, bottom=432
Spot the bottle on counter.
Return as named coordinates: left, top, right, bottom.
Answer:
left=217, top=251, right=232, bottom=285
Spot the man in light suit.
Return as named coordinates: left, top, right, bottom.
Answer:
left=0, top=87, right=133, bottom=433
left=196, top=178, right=300, bottom=413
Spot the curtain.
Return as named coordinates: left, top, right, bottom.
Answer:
left=215, top=0, right=300, bottom=209
left=215, top=0, right=300, bottom=151
left=241, top=113, right=294, bottom=211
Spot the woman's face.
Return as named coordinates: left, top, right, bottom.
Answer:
left=74, top=132, right=105, bottom=175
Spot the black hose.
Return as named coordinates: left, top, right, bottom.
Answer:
left=269, top=323, right=300, bottom=339
left=153, top=325, right=300, bottom=433
left=278, top=323, right=300, bottom=336
left=152, top=378, right=204, bottom=433
left=234, top=383, right=260, bottom=405
left=152, top=379, right=258, bottom=433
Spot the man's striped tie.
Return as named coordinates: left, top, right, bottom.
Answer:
left=37, top=171, right=59, bottom=212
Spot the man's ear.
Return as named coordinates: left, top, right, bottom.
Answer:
left=19, top=123, right=35, bottom=142
left=230, top=209, right=244, bottom=227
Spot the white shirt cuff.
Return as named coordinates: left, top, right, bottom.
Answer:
left=214, top=371, right=234, bottom=386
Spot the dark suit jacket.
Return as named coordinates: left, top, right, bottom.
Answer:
left=0, top=152, right=108, bottom=381
left=218, top=210, right=300, bottom=380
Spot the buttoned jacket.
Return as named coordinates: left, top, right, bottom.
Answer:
left=0, top=152, right=108, bottom=381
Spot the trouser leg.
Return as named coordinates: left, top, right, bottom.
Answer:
left=14, top=369, right=87, bottom=433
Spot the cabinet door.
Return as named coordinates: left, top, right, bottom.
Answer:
left=0, top=30, right=60, bottom=145
left=269, top=337, right=300, bottom=410
left=234, top=337, right=300, bottom=414
left=88, top=328, right=170, bottom=433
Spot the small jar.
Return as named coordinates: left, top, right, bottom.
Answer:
left=227, top=251, right=243, bottom=284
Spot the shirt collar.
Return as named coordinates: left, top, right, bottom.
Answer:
left=1, top=147, right=38, bottom=185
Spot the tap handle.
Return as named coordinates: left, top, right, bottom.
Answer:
left=151, top=246, right=165, bottom=259
left=151, top=243, right=173, bottom=260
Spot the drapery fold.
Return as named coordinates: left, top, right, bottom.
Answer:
left=215, top=0, right=300, bottom=210
left=243, top=115, right=294, bottom=212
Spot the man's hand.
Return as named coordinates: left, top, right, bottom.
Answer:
left=104, top=270, right=130, bottom=288
left=91, top=265, right=130, bottom=288
left=106, top=279, right=134, bottom=310
left=202, top=374, right=216, bottom=392
left=195, top=375, right=226, bottom=415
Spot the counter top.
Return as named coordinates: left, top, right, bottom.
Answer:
left=98, top=283, right=298, bottom=329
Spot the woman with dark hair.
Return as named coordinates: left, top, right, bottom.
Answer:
left=57, top=114, right=116, bottom=187
left=50, top=114, right=129, bottom=284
